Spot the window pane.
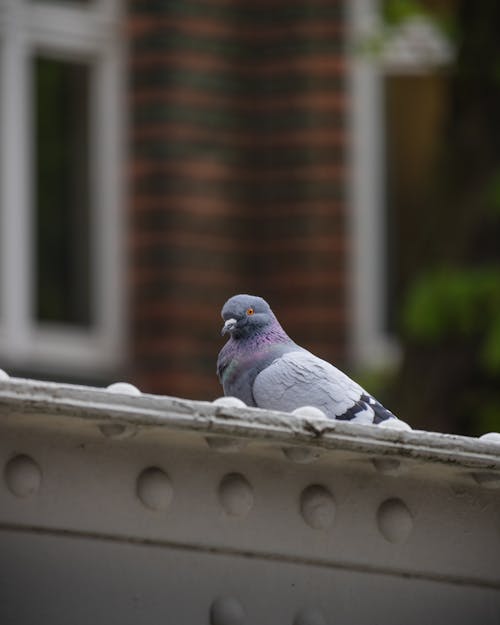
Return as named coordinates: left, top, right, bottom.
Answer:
left=34, top=56, right=92, bottom=327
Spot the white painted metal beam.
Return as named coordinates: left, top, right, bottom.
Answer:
left=0, top=375, right=499, bottom=624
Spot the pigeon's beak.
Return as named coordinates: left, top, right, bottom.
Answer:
left=221, top=318, right=237, bottom=336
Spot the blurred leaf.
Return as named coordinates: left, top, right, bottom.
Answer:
left=404, top=271, right=449, bottom=339
left=382, top=0, right=428, bottom=26
left=404, top=267, right=500, bottom=375
left=356, top=0, right=452, bottom=61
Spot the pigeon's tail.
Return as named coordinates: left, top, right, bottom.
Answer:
left=336, top=393, right=396, bottom=425
left=367, top=395, right=397, bottom=424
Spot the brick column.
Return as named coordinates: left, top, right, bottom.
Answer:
left=128, top=1, right=347, bottom=398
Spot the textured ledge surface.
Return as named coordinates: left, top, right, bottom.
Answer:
left=1, top=376, right=500, bottom=624
left=0, top=376, right=499, bottom=469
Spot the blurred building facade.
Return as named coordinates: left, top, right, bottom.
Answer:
left=0, top=0, right=454, bottom=401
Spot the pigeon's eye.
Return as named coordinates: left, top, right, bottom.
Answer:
left=246, top=307, right=254, bottom=316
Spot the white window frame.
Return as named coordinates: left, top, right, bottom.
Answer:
left=0, top=0, right=125, bottom=376
left=347, top=0, right=453, bottom=370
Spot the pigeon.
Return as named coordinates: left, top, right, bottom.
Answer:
left=216, top=294, right=400, bottom=425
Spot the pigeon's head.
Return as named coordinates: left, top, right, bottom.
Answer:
left=221, top=294, right=275, bottom=339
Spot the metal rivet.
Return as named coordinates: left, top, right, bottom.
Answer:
left=210, top=596, right=245, bottom=625
left=213, top=396, right=246, bottom=408
left=283, top=446, right=322, bottom=464
left=4, top=454, right=41, bottom=498
left=294, top=607, right=327, bottom=625
left=377, top=498, right=413, bottom=543
left=107, top=382, right=141, bottom=395
left=205, top=437, right=247, bottom=453
left=0, top=368, right=10, bottom=381
left=292, top=406, right=327, bottom=419
left=136, top=467, right=173, bottom=511
left=300, top=485, right=335, bottom=530
left=218, top=473, right=253, bottom=517
left=371, top=458, right=403, bottom=475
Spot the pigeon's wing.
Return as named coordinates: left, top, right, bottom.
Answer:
left=252, top=350, right=393, bottom=423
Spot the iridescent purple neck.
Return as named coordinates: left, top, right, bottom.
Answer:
left=242, top=318, right=292, bottom=349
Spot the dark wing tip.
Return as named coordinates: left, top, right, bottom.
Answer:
left=335, top=394, right=397, bottom=424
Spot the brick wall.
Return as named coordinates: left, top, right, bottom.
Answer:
left=129, top=0, right=347, bottom=399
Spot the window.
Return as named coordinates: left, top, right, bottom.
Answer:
left=348, top=0, right=453, bottom=369
left=35, top=56, right=92, bottom=327
left=0, top=0, right=124, bottom=376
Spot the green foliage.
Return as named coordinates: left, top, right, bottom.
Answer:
left=404, top=267, right=500, bottom=374
left=355, top=0, right=427, bottom=57
left=356, top=0, right=455, bottom=60
left=382, top=0, right=428, bottom=26
left=382, top=0, right=458, bottom=44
